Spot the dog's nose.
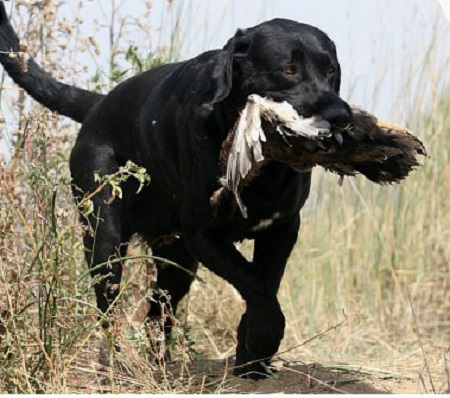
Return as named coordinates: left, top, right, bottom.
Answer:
left=322, top=105, right=351, bottom=125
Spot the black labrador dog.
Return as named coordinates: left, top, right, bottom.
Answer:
left=0, top=4, right=351, bottom=379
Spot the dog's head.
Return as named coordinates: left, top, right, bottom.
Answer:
left=207, top=18, right=351, bottom=126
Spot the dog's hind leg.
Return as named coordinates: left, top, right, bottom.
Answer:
left=75, top=187, right=130, bottom=369
left=70, top=140, right=133, bottom=370
left=81, top=211, right=129, bottom=326
left=146, top=238, right=199, bottom=360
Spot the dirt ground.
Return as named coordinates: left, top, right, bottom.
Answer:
left=65, top=344, right=449, bottom=394
left=224, top=361, right=421, bottom=394
left=178, top=354, right=448, bottom=394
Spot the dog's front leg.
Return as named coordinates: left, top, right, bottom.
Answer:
left=185, top=226, right=294, bottom=379
left=185, top=228, right=267, bottom=296
left=235, top=214, right=301, bottom=379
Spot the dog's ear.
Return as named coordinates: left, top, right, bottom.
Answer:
left=203, top=29, right=251, bottom=110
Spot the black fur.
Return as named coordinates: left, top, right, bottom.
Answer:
left=0, top=3, right=103, bottom=122
left=0, top=5, right=352, bottom=379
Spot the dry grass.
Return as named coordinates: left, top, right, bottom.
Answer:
left=1, top=0, right=450, bottom=393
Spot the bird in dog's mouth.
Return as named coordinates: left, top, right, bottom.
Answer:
left=213, top=94, right=427, bottom=218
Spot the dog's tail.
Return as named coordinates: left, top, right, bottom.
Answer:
left=0, top=3, right=105, bottom=123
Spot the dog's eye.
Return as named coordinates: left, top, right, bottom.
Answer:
left=282, top=64, right=297, bottom=76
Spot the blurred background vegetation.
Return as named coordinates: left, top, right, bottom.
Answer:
left=0, top=0, right=449, bottom=393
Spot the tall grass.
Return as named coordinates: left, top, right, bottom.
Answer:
left=0, top=0, right=449, bottom=393
left=279, top=25, right=450, bottom=355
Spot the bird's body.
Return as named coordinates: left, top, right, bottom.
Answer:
left=214, top=95, right=427, bottom=217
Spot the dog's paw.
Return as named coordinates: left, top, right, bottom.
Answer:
left=233, top=360, right=277, bottom=380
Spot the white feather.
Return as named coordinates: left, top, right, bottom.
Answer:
left=223, top=94, right=331, bottom=218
